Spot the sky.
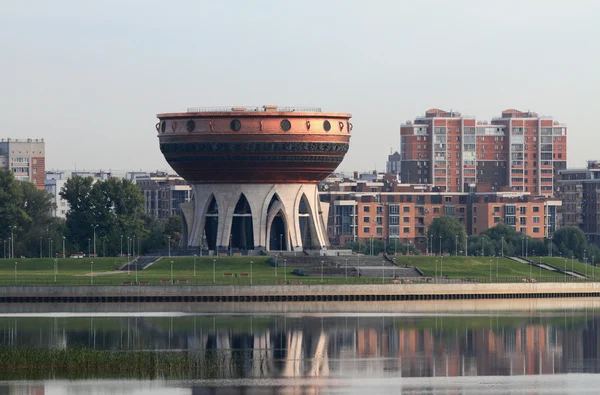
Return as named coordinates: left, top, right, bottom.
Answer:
left=1, top=0, right=599, bottom=175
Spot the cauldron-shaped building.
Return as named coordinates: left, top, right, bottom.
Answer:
left=156, top=105, right=352, bottom=252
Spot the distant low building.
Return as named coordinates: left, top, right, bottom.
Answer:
left=557, top=161, right=600, bottom=245
left=45, top=171, right=70, bottom=219
left=321, top=178, right=560, bottom=251
left=0, top=138, right=45, bottom=189
left=133, top=171, right=191, bottom=220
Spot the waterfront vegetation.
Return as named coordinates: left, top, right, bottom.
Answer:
left=0, top=346, right=245, bottom=380
left=0, top=255, right=595, bottom=285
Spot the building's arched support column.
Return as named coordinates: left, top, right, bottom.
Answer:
left=186, top=183, right=328, bottom=252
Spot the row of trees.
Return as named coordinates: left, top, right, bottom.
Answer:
left=0, top=170, right=182, bottom=258
left=428, top=216, right=598, bottom=262
left=0, top=170, right=63, bottom=258
left=345, top=238, right=418, bottom=256
left=344, top=214, right=598, bottom=262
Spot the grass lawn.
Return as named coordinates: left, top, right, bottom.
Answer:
left=534, top=256, right=600, bottom=279
left=0, top=255, right=586, bottom=285
left=391, top=256, right=564, bottom=281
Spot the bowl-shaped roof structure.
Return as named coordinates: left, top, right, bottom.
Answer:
left=156, top=106, right=352, bottom=184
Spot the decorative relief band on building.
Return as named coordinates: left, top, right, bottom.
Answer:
left=165, top=155, right=345, bottom=163
left=160, top=142, right=349, bottom=154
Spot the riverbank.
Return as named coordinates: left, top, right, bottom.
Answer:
left=1, top=282, right=600, bottom=304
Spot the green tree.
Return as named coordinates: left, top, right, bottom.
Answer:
left=427, top=216, right=467, bottom=255
left=0, top=170, right=58, bottom=258
left=60, top=176, right=146, bottom=256
left=553, top=226, right=588, bottom=259
left=164, top=216, right=183, bottom=246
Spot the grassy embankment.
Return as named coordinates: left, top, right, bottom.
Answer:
left=0, top=255, right=577, bottom=285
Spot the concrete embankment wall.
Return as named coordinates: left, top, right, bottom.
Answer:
left=1, top=283, right=600, bottom=303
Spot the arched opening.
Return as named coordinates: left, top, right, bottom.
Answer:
left=231, top=194, right=254, bottom=251
left=299, top=194, right=316, bottom=249
left=269, top=214, right=287, bottom=251
left=204, top=196, right=218, bottom=250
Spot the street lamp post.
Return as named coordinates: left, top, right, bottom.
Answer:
left=168, top=236, right=171, bottom=258
left=120, top=235, right=123, bottom=258
left=39, top=237, right=42, bottom=258
left=170, top=260, right=173, bottom=284
left=501, top=236, right=504, bottom=258
left=213, top=259, right=216, bottom=283
left=284, top=259, right=287, bottom=283
left=465, top=235, right=468, bottom=256
left=62, top=236, right=65, bottom=259
left=435, top=259, right=438, bottom=282
left=439, top=235, right=442, bottom=256
left=194, top=254, right=197, bottom=277
left=250, top=260, right=253, bottom=285
left=440, top=255, right=443, bottom=279
left=90, top=261, right=93, bottom=285
left=482, top=238, right=485, bottom=257
left=564, top=258, right=567, bottom=282
left=496, top=256, right=499, bottom=279
left=455, top=235, right=458, bottom=256
left=430, top=235, right=433, bottom=256
left=87, top=238, right=91, bottom=257
left=549, top=237, right=553, bottom=257
left=10, top=226, right=16, bottom=259
left=572, top=255, right=574, bottom=276
left=345, top=258, right=348, bottom=282
left=91, top=224, right=99, bottom=256
left=321, top=260, right=324, bottom=283
left=279, top=234, right=283, bottom=252
left=230, top=234, right=233, bottom=256
left=3, top=239, right=5, bottom=259
left=14, top=261, right=17, bottom=284
left=54, top=258, right=57, bottom=283
left=382, top=261, right=385, bottom=284
left=489, top=259, right=492, bottom=282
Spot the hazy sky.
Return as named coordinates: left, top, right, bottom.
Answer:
left=2, top=0, right=599, bottom=174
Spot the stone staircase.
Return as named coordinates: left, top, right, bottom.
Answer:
left=120, top=256, right=162, bottom=272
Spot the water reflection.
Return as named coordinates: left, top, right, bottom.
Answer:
left=0, top=311, right=599, bottom=379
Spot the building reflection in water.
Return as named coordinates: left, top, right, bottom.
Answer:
left=0, top=311, right=598, bottom=378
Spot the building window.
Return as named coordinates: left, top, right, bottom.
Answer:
left=376, top=206, right=383, bottom=214
left=403, top=217, right=410, bottom=223
left=533, top=206, right=540, bottom=213
left=403, top=227, right=410, bottom=233
left=533, top=227, right=540, bottom=233
left=376, top=216, right=383, bottom=225
left=494, top=217, right=500, bottom=223
left=363, top=217, right=370, bottom=223
left=364, top=206, right=370, bottom=212
left=520, top=217, right=527, bottom=225
left=433, top=207, right=440, bottom=214
left=520, top=207, right=527, bottom=215
left=493, top=206, right=500, bottom=213
left=403, top=206, right=410, bottom=213
left=533, top=217, right=540, bottom=223
left=363, top=227, right=370, bottom=234
left=376, top=227, right=383, bottom=235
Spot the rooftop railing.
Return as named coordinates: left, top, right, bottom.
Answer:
left=186, top=106, right=322, bottom=113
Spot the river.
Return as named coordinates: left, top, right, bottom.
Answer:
left=1, top=299, right=600, bottom=394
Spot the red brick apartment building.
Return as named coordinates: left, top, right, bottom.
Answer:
left=322, top=179, right=560, bottom=252
left=399, top=109, right=567, bottom=196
